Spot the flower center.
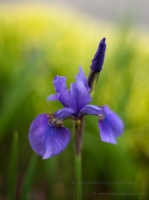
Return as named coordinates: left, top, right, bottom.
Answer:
left=47, top=114, right=64, bottom=128
left=98, top=114, right=105, bottom=121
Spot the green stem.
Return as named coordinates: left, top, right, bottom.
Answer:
left=75, top=155, right=82, bottom=200
left=87, top=69, right=100, bottom=95
left=73, top=117, right=84, bottom=200
left=8, top=131, right=18, bottom=200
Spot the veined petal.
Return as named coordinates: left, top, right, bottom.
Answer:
left=80, top=104, right=102, bottom=115
left=75, top=66, right=90, bottom=92
left=48, top=76, right=69, bottom=107
left=54, top=107, right=75, bottom=119
left=98, top=105, right=124, bottom=144
left=43, top=126, right=70, bottom=159
left=28, top=114, right=71, bottom=159
left=68, top=81, right=92, bottom=114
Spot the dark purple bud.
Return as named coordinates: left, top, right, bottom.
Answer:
left=90, top=38, right=106, bottom=72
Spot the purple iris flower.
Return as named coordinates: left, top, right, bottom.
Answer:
left=28, top=67, right=123, bottom=159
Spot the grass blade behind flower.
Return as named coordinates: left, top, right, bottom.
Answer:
left=8, top=131, right=18, bottom=200
left=20, top=153, right=38, bottom=200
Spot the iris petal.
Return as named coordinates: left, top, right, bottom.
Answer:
left=68, top=81, right=92, bottom=114
left=54, top=107, right=75, bottom=119
left=98, top=105, right=124, bottom=144
left=48, top=76, right=69, bottom=107
left=75, top=66, right=90, bottom=92
left=98, top=119, right=117, bottom=144
left=47, top=94, right=59, bottom=101
left=80, top=105, right=102, bottom=115
left=28, top=114, right=71, bottom=159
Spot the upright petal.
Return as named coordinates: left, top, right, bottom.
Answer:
left=48, top=76, right=69, bottom=107
left=98, top=105, right=124, bottom=144
left=75, top=66, right=90, bottom=92
left=68, top=81, right=92, bottom=115
left=28, top=114, right=71, bottom=159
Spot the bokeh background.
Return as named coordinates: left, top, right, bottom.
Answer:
left=0, top=1, right=149, bottom=200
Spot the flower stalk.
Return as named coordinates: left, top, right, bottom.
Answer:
left=74, top=117, right=85, bottom=156
left=74, top=38, right=107, bottom=199
left=87, top=70, right=100, bottom=95
left=73, top=118, right=84, bottom=200
left=75, top=154, right=82, bottom=200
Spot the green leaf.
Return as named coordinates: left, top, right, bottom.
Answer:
left=8, top=131, right=18, bottom=200
left=20, top=153, right=38, bottom=200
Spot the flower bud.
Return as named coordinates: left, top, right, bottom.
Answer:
left=90, top=38, right=106, bottom=72
left=88, top=38, right=106, bottom=94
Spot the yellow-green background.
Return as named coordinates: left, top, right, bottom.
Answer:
left=0, top=3, right=149, bottom=200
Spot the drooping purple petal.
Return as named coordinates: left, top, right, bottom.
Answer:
left=68, top=81, right=92, bottom=115
left=80, top=104, right=102, bottom=115
left=98, top=119, right=117, bottom=144
left=90, top=38, right=106, bottom=72
left=48, top=76, right=69, bottom=107
left=28, top=114, right=71, bottom=159
left=54, top=107, right=75, bottom=119
left=98, top=105, right=124, bottom=144
left=42, top=126, right=70, bottom=159
left=75, top=66, right=90, bottom=92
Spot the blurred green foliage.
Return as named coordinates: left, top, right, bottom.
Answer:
left=0, top=3, right=149, bottom=200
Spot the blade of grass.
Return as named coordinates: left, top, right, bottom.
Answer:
left=20, top=153, right=38, bottom=200
left=0, top=62, right=38, bottom=141
left=8, top=131, right=18, bottom=200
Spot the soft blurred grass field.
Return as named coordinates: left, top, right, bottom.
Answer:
left=0, top=3, right=149, bottom=200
